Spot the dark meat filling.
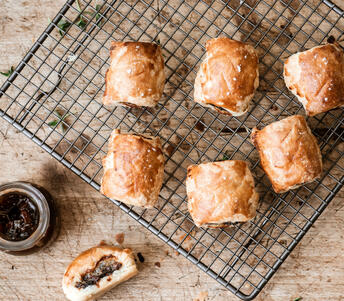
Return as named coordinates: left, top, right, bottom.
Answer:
left=204, top=221, right=239, bottom=228
left=131, top=133, right=153, bottom=140
left=119, top=102, right=140, bottom=108
left=208, top=104, right=232, bottom=116
left=75, top=255, right=122, bottom=289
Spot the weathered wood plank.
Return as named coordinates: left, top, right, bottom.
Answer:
left=0, top=0, right=343, bottom=300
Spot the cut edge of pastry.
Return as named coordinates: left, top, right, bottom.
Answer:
left=102, top=95, right=161, bottom=108
left=62, top=245, right=138, bottom=301
left=202, top=221, right=241, bottom=228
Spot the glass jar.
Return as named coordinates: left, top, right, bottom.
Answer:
left=0, top=182, right=60, bottom=255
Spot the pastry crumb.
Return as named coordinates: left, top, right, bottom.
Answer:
left=154, top=262, right=161, bottom=268
left=115, top=233, right=125, bottom=244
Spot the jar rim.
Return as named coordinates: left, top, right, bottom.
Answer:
left=0, top=182, right=50, bottom=251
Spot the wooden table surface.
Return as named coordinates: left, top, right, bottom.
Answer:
left=1, top=0, right=344, bottom=300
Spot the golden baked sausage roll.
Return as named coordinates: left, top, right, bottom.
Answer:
left=101, top=129, right=164, bottom=208
left=251, top=115, right=322, bottom=193
left=194, top=37, right=259, bottom=116
left=186, top=160, right=259, bottom=228
left=62, top=245, right=138, bottom=301
left=284, top=43, right=344, bottom=116
left=103, top=41, right=165, bottom=107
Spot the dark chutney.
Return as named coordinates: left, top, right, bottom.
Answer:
left=0, top=193, right=39, bottom=241
left=0, top=182, right=60, bottom=255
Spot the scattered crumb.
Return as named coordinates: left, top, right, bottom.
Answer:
left=154, top=262, right=161, bottom=268
left=178, top=230, right=196, bottom=252
left=115, top=233, right=125, bottom=244
left=99, top=240, right=107, bottom=246
left=272, top=104, right=278, bottom=111
left=193, top=291, right=208, bottom=301
left=195, top=121, right=205, bottom=132
left=137, top=252, right=145, bottom=263
left=179, top=233, right=191, bottom=243
left=11, top=265, right=15, bottom=270
left=174, top=250, right=180, bottom=256
left=279, top=239, right=287, bottom=246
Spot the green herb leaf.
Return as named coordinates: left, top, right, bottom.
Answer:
left=61, top=124, right=67, bottom=133
left=0, top=66, right=14, bottom=77
left=294, top=298, right=302, bottom=301
left=74, top=0, right=88, bottom=29
left=76, top=16, right=87, bottom=29
left=48, top=120, right=58, bottom=127
left=48, top=110, right=70, bottom=132
left=57, top=19, right=72, bottom=36
left=219, top=151, right=230, bottom=161
left=95, top=4, right=102, bottom=21
left=76, top=0, right=82, bottom=12
left=84, top=4, right=102, bottom=22
left=62, top=113, right=70, bottom=121
left=60, top=112, right=70, bottom=133
left=56, top=3, right=102, bottom=36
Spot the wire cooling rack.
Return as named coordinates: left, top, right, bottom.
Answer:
left=1, top=0, right=343, bottom=299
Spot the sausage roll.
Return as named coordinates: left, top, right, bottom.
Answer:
left=186, top=160, right=259, bottom=228
left=62, top=245, right=138, bottom=301
left=251, top=115, right=323, bottom=193
left=103, top=41, right=165, bottom=107
left=284, top=43, right=344, bottom=116
left=101, top=129, right=164, bottom=208
left=194, top=37, right=259, bottom=116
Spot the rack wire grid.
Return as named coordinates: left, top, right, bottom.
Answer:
left=1, top=0, right=344, bottom=299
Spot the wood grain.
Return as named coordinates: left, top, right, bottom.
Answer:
left=1, top=0, right=344, bottom=300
